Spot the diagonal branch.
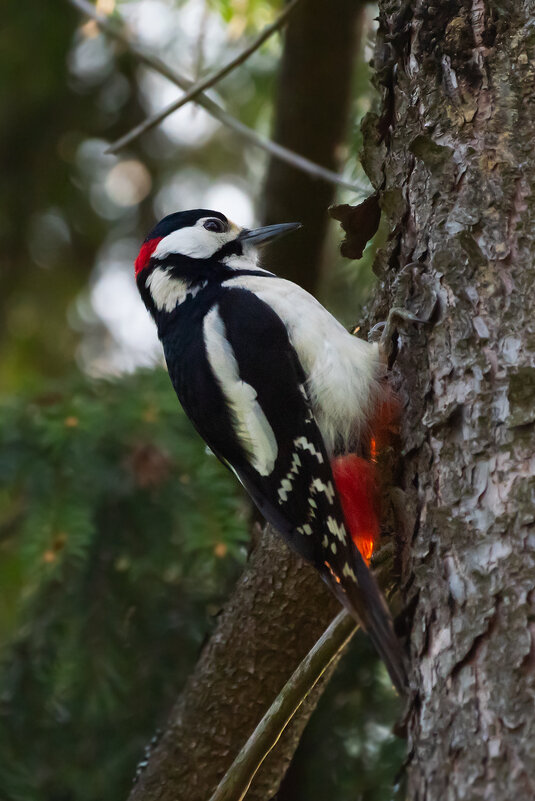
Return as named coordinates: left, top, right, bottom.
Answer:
left=208, top=610, right=357, bottom=801
left=108, top=0, right=301, bottom=154
left=67, top=0, right=359, bottom=191
left=127, top=528, right=344, bottom=801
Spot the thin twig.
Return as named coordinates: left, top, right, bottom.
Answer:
left=192, top=0, right=210, bottom=81
left=208, top=611, right=357, bottom=801
left=67, top=0, right=359, bottom=192
left=108, top=0, right=300, bottom=153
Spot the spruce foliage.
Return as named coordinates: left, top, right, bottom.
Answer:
left=0, top=369, right=403, bottom=801
left=0, top=369, right=248, bottom=801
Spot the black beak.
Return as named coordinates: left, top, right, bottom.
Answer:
left=237, top=222, right=302, bottom=247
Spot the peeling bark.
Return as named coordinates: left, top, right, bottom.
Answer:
left=365, top=1, right=535, bottom=798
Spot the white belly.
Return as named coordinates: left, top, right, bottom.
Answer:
left=222, top=275, right=384, bottom=454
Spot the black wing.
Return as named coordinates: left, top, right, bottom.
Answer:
left=163, top=287, right=406, bottom=692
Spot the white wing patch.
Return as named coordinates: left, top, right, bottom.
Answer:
left=147, top=267, right=206, bottom=312
left=203, top=305, right=278, bottom=476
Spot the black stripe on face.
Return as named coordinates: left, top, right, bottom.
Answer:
left=215, top=239, right=243, bottom=260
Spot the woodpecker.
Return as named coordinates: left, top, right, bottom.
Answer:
left=135, top=208, right=407, bottom=693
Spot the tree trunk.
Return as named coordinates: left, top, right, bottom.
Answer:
left=365, top=1, right=535, bottom=797
left=261, top=0, right=363, bottom=292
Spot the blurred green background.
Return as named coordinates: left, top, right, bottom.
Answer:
left=0, top=1, right=402, bottom=799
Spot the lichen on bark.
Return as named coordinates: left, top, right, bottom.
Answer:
left=365, top=0, right=535, bottom=797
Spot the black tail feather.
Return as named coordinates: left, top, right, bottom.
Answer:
left=323, top=547, right=408, bottom=695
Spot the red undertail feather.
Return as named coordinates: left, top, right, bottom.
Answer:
left=331, top=455, right=379, bottom=564
left=331, top=389, right=400, bottom=563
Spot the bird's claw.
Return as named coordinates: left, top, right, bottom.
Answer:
left=369, top=293, right=438, bottom=358
left=368, top=320, right=387, bottom=343
left=368, top=307, right=427, bottom=345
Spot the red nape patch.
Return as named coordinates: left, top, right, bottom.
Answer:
left=135, top=237, right=163, bottom=277
left=331, top=454, right=380, bottom=564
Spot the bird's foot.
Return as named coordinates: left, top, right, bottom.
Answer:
left=369, top=292, right=438, bottom=360
left=369, top=307, right=430, bottom=344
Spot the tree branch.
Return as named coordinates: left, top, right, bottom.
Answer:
left=67, top=0, right=358, bottom=191
left=107, top=0, right=301, bottom=154
left=208, top=610, right=357, bottom=801
left=127, top=528, right=343, bottom=801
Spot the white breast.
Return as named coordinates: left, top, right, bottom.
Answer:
left=222, top=275, right=384, bottom=454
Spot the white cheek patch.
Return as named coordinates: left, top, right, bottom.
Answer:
left=203, top=304, right=278, bottom=476
left=152, top=224, right=229, bottom=260
left=147, top=267, right=206, bottom=311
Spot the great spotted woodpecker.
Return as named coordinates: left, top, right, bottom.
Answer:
left=135, top=208, right=407, bottom=693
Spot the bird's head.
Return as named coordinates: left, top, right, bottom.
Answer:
left=135, top=208, right=301, bottom=319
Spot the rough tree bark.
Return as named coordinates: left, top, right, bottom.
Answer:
left=364, top=1, right=535, bottom=798
left=128, top=2, right=364, bottom=799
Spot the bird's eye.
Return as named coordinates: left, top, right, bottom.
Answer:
left=203, top=218, right=226, bottom=233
